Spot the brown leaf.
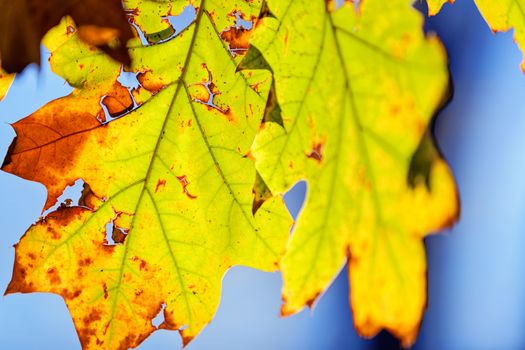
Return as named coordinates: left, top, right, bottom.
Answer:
left=0, top=0, right=133, bottom=73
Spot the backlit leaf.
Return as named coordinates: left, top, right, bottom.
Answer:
left=244, top=0, right=459, bottom=345
left=1, top=1, right=291, bottom=349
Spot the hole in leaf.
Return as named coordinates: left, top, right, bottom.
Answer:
left=43, top=179, right=85, bottom=216
left=283, top=180, right=307, bottom=223
left=152, top=303, right=166, bottom=328
left=234, top=11, right=253, bottom=30
left=117, top=67, right=141, bottom=90
left=192, top=64, right=232, bottom=118
left=165, top=5, right=197, bottom=34
left=129, top=5, right=196, bottom=46
left=220, top=11, right=254, bottom=57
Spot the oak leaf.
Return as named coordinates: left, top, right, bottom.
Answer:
left=428, top=0, right=525, bottom=70
left=0, top=0, right=133, bottom=73
left=242, top=0, right=459, bottom=345
left=1, top=1, right=291, bottom=349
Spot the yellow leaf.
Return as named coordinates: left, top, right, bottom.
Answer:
left=244, top=0, right=459, bottom=345
left=1, top=1, right=291, bottom=349
left=428, top=0, right=525, bottom=70
left=0, top=67, right=13, bottom=100
left=427, top=0, right=454, bottom=15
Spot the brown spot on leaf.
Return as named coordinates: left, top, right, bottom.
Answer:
left=62, top=288, right=82, bottom=299
left=155, top=178, right=166, bottom=193
left=78, top=182, right=101, bottom=209
left=46, top=207, right=87, bottom=228
left=131, top=256, right=148, bottom=271
left=137, top=71, right=165, bottom=94
left=111, top=227, right=127, bottom=244
left=176, top=175, right=197, bottom=199
left=220, top=27, right=253, bottom=57
left=48, top=226, right=62, bottom=240
left=78, top=309, right=102, bottom=347
left=191, top=64, right=233, bottom=120
left=283, top=30, right=289, bottom=52
left=47, top=267, right=61, bottom=285
left=79, top=257, right=93, bottom=267
left=305, top=291, right=321, bottom=309
left=103, top=283, right=109, bottom=299
left=306, top=141, right=324, bottom=162
left=249, top=78, right=269, bottom=93
left=101, top=82, right=134, bottom=118
left=182, top=334, right=195, bottom=347
left=222, top=108, right=234, bottom=122
left=139, top=259, right=147, bottom=271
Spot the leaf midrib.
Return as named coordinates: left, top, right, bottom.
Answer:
left=105, top=1, right=208, bottom=345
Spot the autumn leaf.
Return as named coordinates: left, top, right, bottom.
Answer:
left=1, top=1, right=291, bottom=349
left=242, top=0, right=459, bottom=345
left=0, top=67, right=13, bottom=100
left=427, top=0, right=454, bottom=15
left=428, top=0, right=525, bottom=70
left=0, top=0, right=133, bottom=73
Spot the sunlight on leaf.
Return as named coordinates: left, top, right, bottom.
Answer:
left=1, top=1, right=291, bottom=349
left=244, top=0, right=459, bottom=345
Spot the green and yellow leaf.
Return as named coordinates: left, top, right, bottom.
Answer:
left=244, top=0, right=459, bottom=345
left=1, top=1, right=291, bottom=349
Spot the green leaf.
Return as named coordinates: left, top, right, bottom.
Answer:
left=246, top=0, right=459, bottom=345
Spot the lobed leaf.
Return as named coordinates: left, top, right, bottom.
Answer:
left=244, top=0, right=459, bottom=345
left=1, top=1, right=291, bottom=349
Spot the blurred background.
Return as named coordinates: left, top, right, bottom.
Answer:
left=2, top=0, right=525, bottom=349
